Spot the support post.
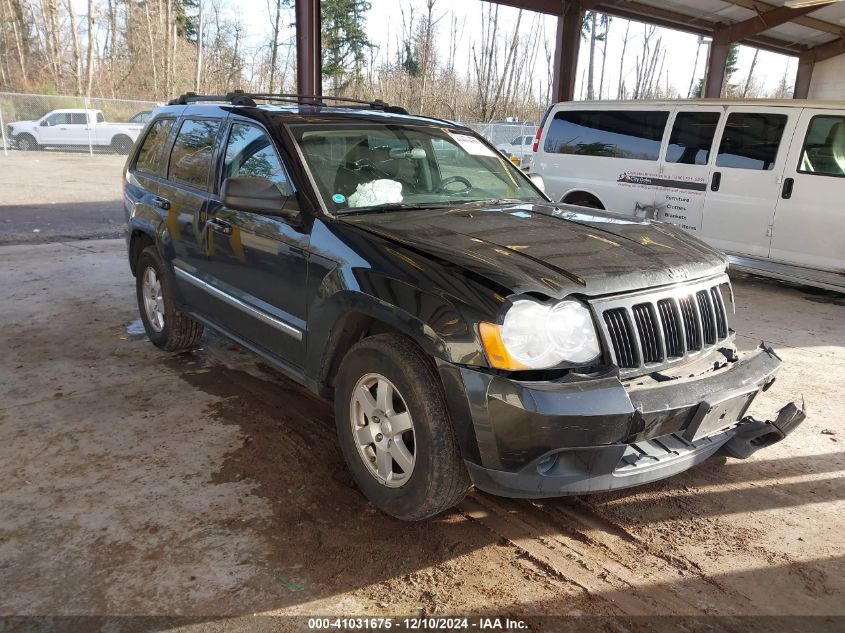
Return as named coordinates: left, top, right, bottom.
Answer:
left=794, top=54, right=815, bottom=99
left=551, top=1, right=584, bottom=102
left=295, top=0, right=321, bottom=96
left=704, top=31, right=729, bottom=98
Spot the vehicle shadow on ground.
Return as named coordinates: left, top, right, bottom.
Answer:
left=155, top=332, right=843, bottom=619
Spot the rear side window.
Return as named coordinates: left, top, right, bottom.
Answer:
left=168, top=118, right=221, bottom=190
left=715, top=112, right=787, bottom=171
left=665, top=112, right=720, bottom=165
left=798, top=115, right=845, bottom=177
left=70, top=113, right=87, bottom=124
left=543, top=110, right=669, bottom=160
left=134, top=119, right=174, bottom=174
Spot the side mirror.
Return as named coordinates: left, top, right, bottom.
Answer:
left=221, top=176, right=298, bottom=220
left=40, top=120, right=50, bottom=127
left=529, top=173, right=545, bottom=193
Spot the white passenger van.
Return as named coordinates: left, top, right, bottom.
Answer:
left=530, top=100, right=845, bottom=292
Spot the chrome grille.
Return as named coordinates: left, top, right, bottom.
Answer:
left=591, top=275, right=732, bottom=376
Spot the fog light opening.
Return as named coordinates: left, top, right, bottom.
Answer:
left=537, top=454, right=557, bottom=474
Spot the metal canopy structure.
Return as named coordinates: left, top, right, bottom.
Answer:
left=487, top=0, right=845, bottom=101
left=292, top=0, right=845, bottom=101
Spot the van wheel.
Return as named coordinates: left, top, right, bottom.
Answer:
left=112, top=136, right=133, bottom=155
left=334, top=334, right=470, bottom=521
left=15, top=134, right=38, bottom=152
left=135, top=246, right=204, bottom=351
left=562, top=192, right=604, bottom=210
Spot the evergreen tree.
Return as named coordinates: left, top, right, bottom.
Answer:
left=321, top=0, right=373, bottom=94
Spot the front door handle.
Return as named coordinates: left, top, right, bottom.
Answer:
left=711, top=171, right=722, bottom=192
left=152, top=196, right=171, bottom=210
left=207, top=218, right=233, bottom=235
left=782, top=177, right=795, bottom=199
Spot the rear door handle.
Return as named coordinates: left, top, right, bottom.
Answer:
left=782, top=177, right=795, bottom=199
left=152, top=196, right=171, bottom=210
left=207, top=218, right=233, bottom=235
left=711, top=171, right=722, bottom=192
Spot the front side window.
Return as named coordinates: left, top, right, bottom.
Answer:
left=543, top=110, right=669, bottom=160
left=45, top=112, right=70, bottom=125
left=665, top=112, right=720, bottom=165
left=223, top=123, right=290, bottom=191
left=798, top=115, right=845, bottom=177
left=289, top=123, right=544, bottom=213
left=715, top=112, right=787, bottom=171
left=168, top=118, right=221, bottom=190
left=134, top=119, right=174, bottom=174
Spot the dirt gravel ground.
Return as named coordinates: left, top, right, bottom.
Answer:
left=0, top=239, right=842, bottom=631
left=0, top=152, right=125, bottom=244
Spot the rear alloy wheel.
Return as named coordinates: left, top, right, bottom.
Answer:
left=112, top=136, right=133, bottom=155
left=135, top=246, right=204, bottom=351
left=335, top=334, right=470, bottom=521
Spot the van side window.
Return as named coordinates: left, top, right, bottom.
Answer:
left=798, top=116, right=845, bottom=177
left=134, top=118, right=174, bottom=175
left=715, top=112, right=787, bottom=171
left=543, top=110, right=669, bottom=160
left=168, top=118, right=222, bottom=190
left=666, top=112, right=720, bottom=165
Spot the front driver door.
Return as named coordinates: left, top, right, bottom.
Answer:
left=204, top=120, right=309, bottom=369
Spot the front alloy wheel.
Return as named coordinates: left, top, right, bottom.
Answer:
left=334, top=334, right=470, bottom=521
left=350, top=373, right=416, bottom=487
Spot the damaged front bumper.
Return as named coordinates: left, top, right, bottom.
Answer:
left=438, top=344, right=806, bottom=498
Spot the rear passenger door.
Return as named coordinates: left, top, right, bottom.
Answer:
left=203, top=119, right=309, bottom=368
left=161, top=116, right=226, bottom=315
left=770, top=109, right=845, bottom=271
left=656, top=108, right=721, bottom=236
left=700, top=107, right=797, bottom=258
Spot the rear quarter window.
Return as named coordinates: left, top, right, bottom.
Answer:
left=134, top=119, right=175, bottom=175
left=543, top=110, right=669, bottom=160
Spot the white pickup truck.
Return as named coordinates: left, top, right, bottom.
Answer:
left=6, top=108, right=145, bottom=154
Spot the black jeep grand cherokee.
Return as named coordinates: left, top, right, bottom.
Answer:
left=124, top=92, right=804, bottom=520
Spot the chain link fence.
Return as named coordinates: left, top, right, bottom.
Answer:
left=464, top=121, right=538, bottom=169
left=0, top=92, right=159, bottom=156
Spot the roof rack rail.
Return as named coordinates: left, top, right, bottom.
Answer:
left=168, top=90, right=409, bottom=115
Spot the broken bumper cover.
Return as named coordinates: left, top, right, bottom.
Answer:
left=439, top=345, right=805, bottom=499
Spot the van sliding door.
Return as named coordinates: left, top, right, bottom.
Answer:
left=656, top=108, right=721, bottom=237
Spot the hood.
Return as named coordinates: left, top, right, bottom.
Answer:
left=339, top=202, right=727, bottom=299
left=9, top=120, right=36, bottom=129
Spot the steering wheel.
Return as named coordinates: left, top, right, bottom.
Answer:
left=436, top=175, right=473, bottom=195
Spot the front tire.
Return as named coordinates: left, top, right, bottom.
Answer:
left=15, top=134, right=38, bottom=152
left=135, top=246, right=204, bottom=351
left=334, top=334, right=470, bottom=521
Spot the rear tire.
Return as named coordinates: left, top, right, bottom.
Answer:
left=112, top=135, right=133, bottom=155
left=562, top=192, right=604, bottom=210
left=135, top=246, right=204, bottom=351
left=334, top=334, right=470, bottom=521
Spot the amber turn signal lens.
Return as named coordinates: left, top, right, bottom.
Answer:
left=479, top=322, right=528, bottom=371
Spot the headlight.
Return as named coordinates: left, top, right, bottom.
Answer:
left=479, top=299, right=601, bottom=370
